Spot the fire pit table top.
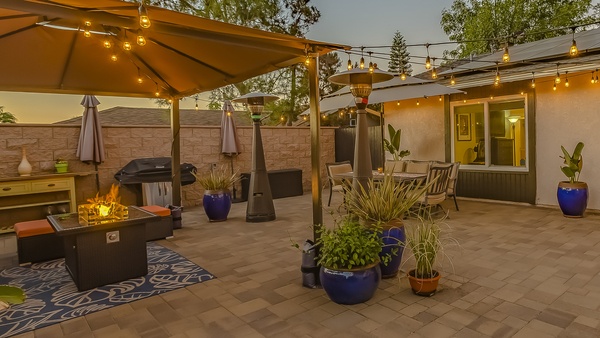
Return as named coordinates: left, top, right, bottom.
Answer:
left=47, top=206, right=159, bottom=235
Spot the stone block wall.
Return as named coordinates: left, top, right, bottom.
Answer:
left=0, top=124, right=335, bottom=208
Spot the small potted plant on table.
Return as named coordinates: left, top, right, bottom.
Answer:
left=558, top=142, right=588, bottom=217
left=316, top=216, right=387, bottom=305
left=193, top=165, right=240, bottom=222
left=54, top=158, right=68, bottom=173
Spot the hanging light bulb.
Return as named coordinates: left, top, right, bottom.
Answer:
left=531, top=72, right=536, bottom=88
left=554, top=64, right=561, bottom=84
left=123, top=41, right=132, bottom=51
left=396, top=101, right=400, bottom=106
left=359, top=56, right=365, bottom=69
left=110, top=54, right=117, bottom=62
left=194, top=95, right=199, bottom=110
left=137, top=68, right=143, bottom=84
left=103, top=40, right=112, bottom=49
left=502, top=45, right=510, bottom=62
left=368, top=52, right=374, bottom=73
left=400, top=67, right=407, bottom=80
left=83, top=21, right=91, bottom=38
left=565, top=71, right=569, bottom=87
left=439, top=95, right=442, bottom=102
left=553, top=83, right=557, bottom=91
left=431, top=67, right=437, bottom=79
left=136, top=29, right=146, bottom=46
left=416, top=100, right=420, bottom=106
left=494, top=63, right=500, bottom=86
left=305, top=55, right=310, bottom=66
left=450, top=74, right=456, bottom=85
left=570, top=27, right=578, bottom=56
left=154, top=83, right=160, bottom=97
left=346, top=52, right=352, bottom=70
left=591, top=71, right=595, bottom=84
left=139, top=3, right=151, bottom=29
left=424, top=43, right=431, bottom=69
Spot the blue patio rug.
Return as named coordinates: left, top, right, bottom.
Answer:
left=0, top=242, right=214, bottom=337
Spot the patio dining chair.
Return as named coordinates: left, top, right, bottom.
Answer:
left=446, top=162, right=461, bottom=211
left=414, top=163, right=453, bottom=217
left=325, top=161, right=352, bottom=207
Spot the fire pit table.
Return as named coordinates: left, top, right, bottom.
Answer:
left=47, top=206, right=159, bottom=291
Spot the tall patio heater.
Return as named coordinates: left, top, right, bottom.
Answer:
left=328, top=66, right=393, bottom=191
left=232, top=92, right=279, bottom=222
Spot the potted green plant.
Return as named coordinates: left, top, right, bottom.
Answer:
left=316, top=216, right=387, bottom=304
left=54, top=158, right=68, bottom=173
left=344, top=171, right=427, bottom=278
left=558, top=142, right=588, bottom=217
left=404, top=214, right=454, bottom=297
left=192, top=165, right=240, bottom=222
left=0, top=285, right=26, bottom=311
left=384, top=124, right=410, bottom=160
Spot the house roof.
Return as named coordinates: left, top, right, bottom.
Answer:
left=434, top=27, right=600, bottom=88
left=55, top=107, right=252, bottom=126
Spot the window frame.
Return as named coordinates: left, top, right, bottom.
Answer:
left=450, top=94, right=529, bottom=172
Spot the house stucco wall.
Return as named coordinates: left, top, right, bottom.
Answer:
left=535, top=74, right=600, bottom=210
left=383, top=98, right=446, bottom=162
left=0, top=124, right=335, bottom=208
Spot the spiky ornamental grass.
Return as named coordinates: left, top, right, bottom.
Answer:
left=192, top=166, right=240, bottom=191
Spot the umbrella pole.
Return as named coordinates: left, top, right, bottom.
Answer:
left=94, top=163, right=100, bottom=193
left=230, top=155, right=238, bottom=200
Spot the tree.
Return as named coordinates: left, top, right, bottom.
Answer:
left=388, top=31, right=412, bottom=75
left=0, top=106, right=17, bottom=123
left=440, top=0, right=599, bottom=59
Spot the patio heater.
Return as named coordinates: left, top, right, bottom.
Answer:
left=328, top=67, right=393, bottom=190
left=232, top=92, right=279, bottom=222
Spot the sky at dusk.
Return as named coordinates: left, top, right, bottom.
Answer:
left=0, top=0, right=579, bottom=123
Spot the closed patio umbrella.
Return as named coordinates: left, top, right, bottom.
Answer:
left=221, top=100, right=241, bottom=200
left=77, top=95, right=105, bottom=191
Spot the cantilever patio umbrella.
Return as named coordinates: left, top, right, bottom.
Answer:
left=0, top=0, right=347, bottom=209
left=221, top=100, right=241, bottom=200
left=77, top=95, right=105, bottom=192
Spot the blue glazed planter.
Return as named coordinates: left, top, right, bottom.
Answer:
left=557, top=182, right=588, bottom=218
left=203, top=189, right=232, bottom=222
left=380, top=221, right=405, bottom=278
left=320, top=262, right=381, bottom=305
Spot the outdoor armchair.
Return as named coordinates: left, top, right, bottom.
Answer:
left=325, top=161, right=352, bottom=207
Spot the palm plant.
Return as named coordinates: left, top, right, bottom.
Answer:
left=560, top=142, right=584, bottom=183
left=383, top=124, right=410, bottom=160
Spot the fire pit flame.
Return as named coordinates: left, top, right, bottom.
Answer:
left=78, top=184, right=129, bottom=226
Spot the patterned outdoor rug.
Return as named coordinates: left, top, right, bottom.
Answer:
left=0, top=242, right=214, bottom=337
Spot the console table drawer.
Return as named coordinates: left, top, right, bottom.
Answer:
left=0, top=182, right=31, bottom=196
left=31, top=178, right=72, bottom=192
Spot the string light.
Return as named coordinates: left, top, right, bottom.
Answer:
left=346, top=52, right=352, bottom=70
left=591, top=71, right=595, bottom=84
left=531, top=72, right=536, bottom=88
left=416, top=100, right=420, bottom=106
left=570, top=27, right=578, bottom=56
left=83, top=21, right=91, bottom=38
left=368, top=52, right=374, bottom=73
left=137, top=68, right=143, bottom=84
left=439, top=95, right=442, bottom=101
left=136, top=29, right=146, bottom=46
left=123, top=41, right=132, bottom=51
left=553, top=83, right=557, bottom=91
left=450, top=74, right=456, bottom=85
left=359, top=47, right=365, bottom=69
left=400, top=67, right=407, bottom=80
left=494, top=62, right=500, bottom=86
left=565, top=71, right=569, bottom=87
left=424, top=43, right=431, bottom=69
left=554, top=64, right=561, bottom=84
left=396, top=101, right=400, bottom=106
left=110, top=54, right=117, bottom=62
left=502, top=44, right=510, bottom=62
left=103, top=40, right=112, bottom=48
left=305, top=55, right=310, bottom=66
left=431, top=58, right=437, bottom=79
left=154, top=83, right=160, bottom=97
left=194, top=95, right=199, bottom=110
left=138, top=2, right=151, bottom=29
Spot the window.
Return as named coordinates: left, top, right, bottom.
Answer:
left=451, top=95, right=527, bottom=170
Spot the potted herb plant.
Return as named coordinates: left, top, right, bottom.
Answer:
left=316, top=216, right=387, bottom=305
left=54, top=158, right=68, bottom=173
left=558, top=142, right=588, bottom=217
left=404, top=214, right=454, bottom=297
left=344, top=171, right=427, bottom=278
left=192, top=166, right=240, bottom=222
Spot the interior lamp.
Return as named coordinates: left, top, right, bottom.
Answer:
left=507, top=116, right=519, bottom=124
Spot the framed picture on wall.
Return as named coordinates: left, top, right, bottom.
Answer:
left=457, top=113, right=471, bottom=141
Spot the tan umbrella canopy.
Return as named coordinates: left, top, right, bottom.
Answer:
left=0, top=0, right=347, bottom=207
left=0, top=0, right=344, bottom=98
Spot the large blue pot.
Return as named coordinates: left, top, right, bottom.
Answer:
left=380, top=221, right=405, bottom=279
left=557, top=182, right=588, bottom=218
left=203, top=189, right=232, bottom=222
left=320, top=262, right=381, bottom=305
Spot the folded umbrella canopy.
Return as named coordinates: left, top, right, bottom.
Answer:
left=221, top=100, right=241, bottom=156
left=76, top=95, right=105, bottom=164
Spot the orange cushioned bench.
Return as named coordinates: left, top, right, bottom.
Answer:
left=14, top=219, right=64, bottom=265
left=140, top=205, right=174, bottom=241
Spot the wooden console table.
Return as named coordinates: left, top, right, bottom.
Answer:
left=0, top=172, right=95, bottom=233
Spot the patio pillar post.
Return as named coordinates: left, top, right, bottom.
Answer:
left=307, top=53, right=322, bottom=239
left=171, top=99, right=182, bottom=207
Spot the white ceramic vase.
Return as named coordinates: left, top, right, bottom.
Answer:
left=17, top=147, right=32, bottom=176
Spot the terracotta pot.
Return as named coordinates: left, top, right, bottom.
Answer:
left=407, top=269, right=441, bottom=297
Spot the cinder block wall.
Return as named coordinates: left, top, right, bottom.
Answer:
left=0, top=124, right=335, bottom=207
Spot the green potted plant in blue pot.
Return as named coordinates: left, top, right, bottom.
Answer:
left=316, top=216, right=387, bottom=305
left=193, top=166, right=240, bottom=222
left=558, top=142, right=588, bottom=217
